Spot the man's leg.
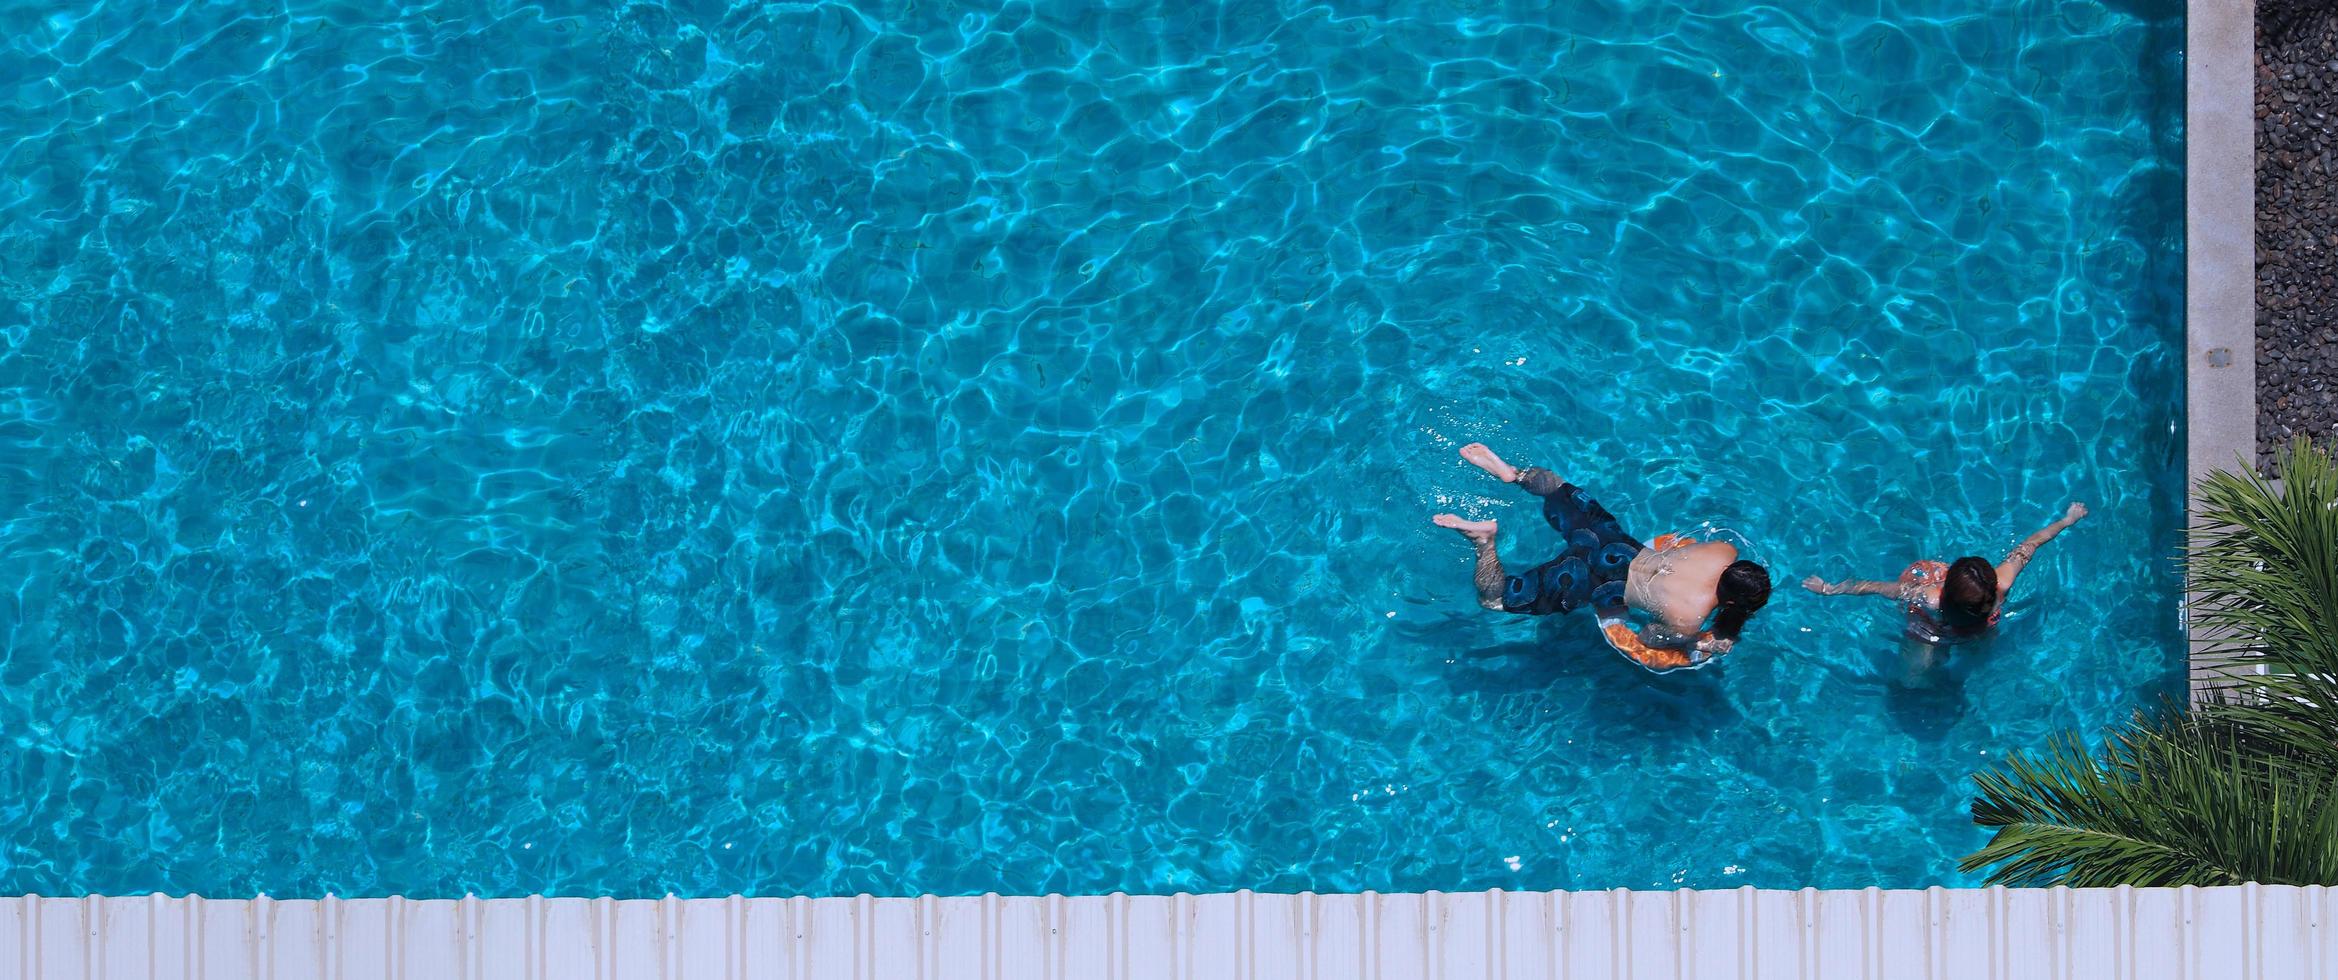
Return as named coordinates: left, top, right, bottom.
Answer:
left=1458, top=444, right=1627, bottom=544
left=1432, top=515, right=1508, bottom=611
left=1458, top=443, right=1522, bottom=483
left=1459, top=443, right=1576, bottom=520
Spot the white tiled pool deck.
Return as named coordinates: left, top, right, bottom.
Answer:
left=5, top=885, right=2332, bottom=980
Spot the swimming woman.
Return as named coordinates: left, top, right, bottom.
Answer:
left=1800, top=502, right=2088, bottom=643
left=1430, top=442, right=1773, bottom=671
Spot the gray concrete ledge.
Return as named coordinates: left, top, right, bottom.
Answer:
left=2187, top=0, right=2258, bottom=701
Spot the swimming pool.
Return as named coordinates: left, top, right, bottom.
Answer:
left=0, top=0, right=2184, bottom=897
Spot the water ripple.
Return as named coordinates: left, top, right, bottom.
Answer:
left=0, top=0, right=2184, bottom=897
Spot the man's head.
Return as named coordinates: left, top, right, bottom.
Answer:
left=1940, top=556, right=1999, bottom=628
left=1708, top=560, right=1773, bottom=643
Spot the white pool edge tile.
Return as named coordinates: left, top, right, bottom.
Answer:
left=2, top=884, right=2328, bottom=979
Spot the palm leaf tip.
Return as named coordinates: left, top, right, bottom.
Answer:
left=1965, top=441, right=2338, bottom=887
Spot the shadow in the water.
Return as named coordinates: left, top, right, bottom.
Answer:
left=1443, top=614, right=1744, bottom=733
left=2096, top=0, right=2180, bottom=18
left=1882, top=671, right=1971, bottom=738
left=1878, top=635, right=1986, bottom=738
left=2104, top=0, right=2186, bottom=389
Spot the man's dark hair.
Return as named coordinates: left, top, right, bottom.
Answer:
left=1708, top=560, right=1772, bottom=643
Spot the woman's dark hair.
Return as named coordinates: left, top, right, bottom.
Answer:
left=1708, top=560, right=1772, bottom=643
left=1939, top=556, right=1999, bottom=629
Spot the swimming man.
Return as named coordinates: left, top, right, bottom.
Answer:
left=1431, top=442, right=1772, bottom=671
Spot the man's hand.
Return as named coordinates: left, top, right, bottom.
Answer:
left=2063, top=502, right=2088, bottom=524
left=1801, top=575, right=1835, bottom=595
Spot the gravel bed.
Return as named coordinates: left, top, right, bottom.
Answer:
left=2258, top=3, right=2338, bottom=464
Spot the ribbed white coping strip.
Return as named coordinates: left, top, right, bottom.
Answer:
left=2, top=884, right=2330, bottom=980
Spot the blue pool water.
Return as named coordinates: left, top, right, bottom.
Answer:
left=0, top=0, right=2184, bottom=897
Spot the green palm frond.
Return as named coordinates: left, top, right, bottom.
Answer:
left=2189, top=438, right=2338, bottom=761
left=1963, top=440, right=2338, bottom=887
left=1963, top=711, right=2338, bottom=888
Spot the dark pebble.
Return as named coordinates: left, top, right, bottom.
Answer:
left=2258, top=6, right=2338, bottom=466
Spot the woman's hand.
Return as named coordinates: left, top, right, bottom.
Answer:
left=1801, top=575, right=1836, bottom=595
left=1694, top=634, right=1734, bottom=656
left=2000, top=503, right=2090, bottom=594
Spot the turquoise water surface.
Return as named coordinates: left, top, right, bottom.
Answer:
left=0, top=0, right=2184, bottom=897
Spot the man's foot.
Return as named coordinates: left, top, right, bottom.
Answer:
left=1458, top=443, right=1520, bottom=483
left=1433, top=513, right=1499, bottom=543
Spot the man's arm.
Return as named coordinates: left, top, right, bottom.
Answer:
left=1997, top=502, right=2088, bottom=594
